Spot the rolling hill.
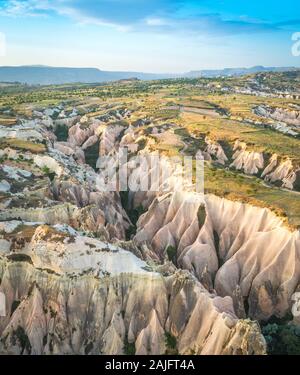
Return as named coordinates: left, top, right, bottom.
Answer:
left=0, top=65, right=298, bottom=85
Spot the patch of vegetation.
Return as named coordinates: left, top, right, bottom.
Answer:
left=12, top=326, right=32, bottom=354
left=43, top=335, right=47, bottom=346
left=128, top=204, right=145, bottom=227
left=197, top=204, right=206, bottom=227
left=10, top=300, right=21, bottom=316
left=165, top=332, right=178, bottom=354
left=47, top=306, right=57, bottom=319
left=0, top=138, right=46, bottom=153
left=50, top=110, right=60, bottom=120
left=120, top=191, right=146, bottom=239
left=41, top=166, right=56, bottom=181
left=54, top=124, right=68, bottom=141
left=213, top=230, right=224, bottom=266
left=166, top=245, right=177, bottom=264
left=36, top=267, right=61, bottom=276
left=0, top=117, right=17, bottom=126
left=85, top=342, right=94, bottom=355
left=182, top=106, right=300, bottom=163
left=7, top=253, right=33, bottom=264
left=125, top=225, right=137, bottom=241
left=203, top=163, right=300, bottom=229
left=124, top=337, right=136, bottom=355
left=35, top=225, right=68, bottom=243
left=262, top=321, right=300, bottom=355
left=137, top=137, right=147, bottom=151
left=174, top=126, right=206, bottom=155
left=120, top=190, right=130, bottom=209
left=84, top=140, right=100, bottom=170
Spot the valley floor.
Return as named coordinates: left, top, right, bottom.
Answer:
left=0, top=74, right=300, bottom=354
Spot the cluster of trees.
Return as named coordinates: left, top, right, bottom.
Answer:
left=262, top=317, right=300, bottom=355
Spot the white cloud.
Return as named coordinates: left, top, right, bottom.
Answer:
left=0, top=0, right=132, bottom=31
left=1, top=0, right=298, bottom=36
left=146, top=18, right=169, bottom=26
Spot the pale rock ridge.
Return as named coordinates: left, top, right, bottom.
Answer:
left=99, top=124, right=126, bottom=156
left=54, top=116, right=79, bottom=128
left=34, top=155, right=64, bottom=177
left=0, top=180, right=10, bottom=193
left=122, top=153, right=196, bottom=209
left=0, top=147, right=19, bottom=160
left=0, top=111, right=131, bottom=239
left=1, top=165, right=32, bottom=181
left=0, top=254, right=266, bottom=355
left=134, top=192, right=300, bottom=320
left=261, top=154, right=278, bottom=177
left=81, top=134, right=99, bottom=151
left=0, top=128, right=130, bottom=241
left=254, top=105, right=300, bottom=127
left=53, top=142, right=74, bottom=156
left=262, top=157, right=299, bottom=189
left=0, top=125, right=44, bottom=142
left=68, top=122, right=94, bottom=147
left=101, top=311, right=125, bottom=355
left=264, top=158, right=293, bottom=182
left=52, top=115, right=102, bottom=162
left=0, top=192, right=129, bottom=241
left=282, top=169, right=300, bottom=189
left=53, top=142, right=86, bottom=163
left=135, top=309, right=166, bottom=355
left=196, top=149, right=212, bottom=161
left=119, top=126, right=139, bottom=153
left=205, top=137, right=228, bottom=165
left=230, top=140, right=264, bottom=175
left=0, top=102, right=290, bottom=355
left=253, top=105, right=300, bottom=136
left=45, top=139, right=131, bottom=239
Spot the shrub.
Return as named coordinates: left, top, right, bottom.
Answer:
left=197, top=204, right=206, bottom=227
left=54, top=124, right=68, bottom=141
left=166, top=245, right=177, bottom=264
left=262, top=322, right=300, bottom=355
left=12, top=326, right=32, bottom=354
left=41, top=166, right=55, bottom=181
left=124, top=338, right=136, bottom=355
left=165, top=332, right=177, bottom=349
left=84, top=140, right=99, bottom=170
left=164, top=332, right=178, bottom=354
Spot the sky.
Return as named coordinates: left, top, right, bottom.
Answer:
left=0, top=0, right=300, bottom=72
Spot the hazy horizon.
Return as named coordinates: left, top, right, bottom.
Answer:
left=0, top=64, right=299, bottom=74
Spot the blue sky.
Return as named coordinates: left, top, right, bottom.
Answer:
left=0, top=0, right=300, bottom=72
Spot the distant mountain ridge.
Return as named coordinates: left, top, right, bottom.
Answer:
left=185, top=65, right=299, bottom=78
left=0, top=65, right=298, bottom=85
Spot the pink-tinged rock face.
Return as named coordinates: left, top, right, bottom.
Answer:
left=134, top=191, right=300, bottom=321
left=68, top=123, right=94, bottom=146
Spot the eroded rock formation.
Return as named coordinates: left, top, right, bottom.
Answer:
left=2, top=101, right=298, bottom=355
left=134, top=192, right=300, bottom=321
left=0, top=223, right=266, bottom=355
